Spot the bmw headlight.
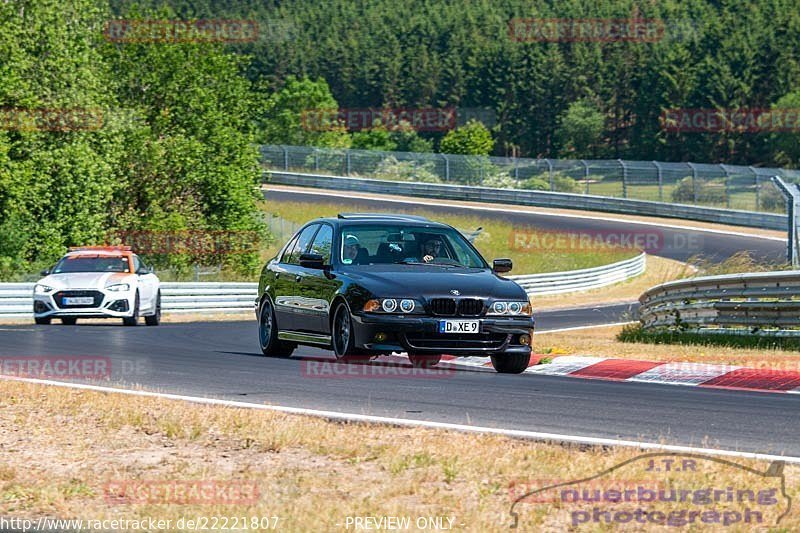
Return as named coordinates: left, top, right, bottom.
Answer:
left=34, top=284, right=54, bottom=295
left=106, top=283, right=130, bottom=292
left=399, top=299, right=415, bottom=313
left=363, top=298, right=422, bottom=314
left=488, top=300, right=531, bottom=316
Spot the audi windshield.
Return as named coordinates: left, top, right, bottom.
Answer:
left=52, top=256, right=131, bottom=273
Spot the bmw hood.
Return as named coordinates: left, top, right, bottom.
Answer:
left=38, top=272, right=133, bottom=290
left=346, top=266, right=527, bottom=299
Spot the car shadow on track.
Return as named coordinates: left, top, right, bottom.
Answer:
left=214, top=350, right=493, bottom=374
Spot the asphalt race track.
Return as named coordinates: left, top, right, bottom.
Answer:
left=264, top=188, right=786, bottom=263
left=2, top=308, right=800, bottom=457
left=2, top=193, right=797, bottom=459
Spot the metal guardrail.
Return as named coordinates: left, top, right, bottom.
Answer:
left=0, top=255, right=646, bottom=319
left=267, top=171, right=787, bottom=230
left=510, top=253, right=645, bottom=295
left=261, top=144, right=799, bottom=214
left=639, top=271, right=800, bottom=333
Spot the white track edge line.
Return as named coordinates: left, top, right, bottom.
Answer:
left=538, top=321, right=636, bottom=333
left=266, top=186, right=785, bottom=242
left=3, top=374, right=798, bottom=464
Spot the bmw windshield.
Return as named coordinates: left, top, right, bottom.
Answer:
left=339, top=225, right=487, bottom=268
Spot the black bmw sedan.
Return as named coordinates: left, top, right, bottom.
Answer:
left=255, top=213, right=535, bottom=373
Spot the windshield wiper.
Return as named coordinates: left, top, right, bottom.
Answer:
left=397, top=260, right=459, bottom=268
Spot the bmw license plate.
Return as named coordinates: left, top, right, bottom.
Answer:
left=63, top=297, right=94, bottom=306
left=438, top=319, right=479, bottom=334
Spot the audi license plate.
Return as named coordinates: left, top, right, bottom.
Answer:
left=63, top=297, right=94, bottom=306
left=438, top=319, right=479, bottom=334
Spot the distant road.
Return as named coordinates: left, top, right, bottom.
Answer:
left=264, top=187, right=786, bottom=264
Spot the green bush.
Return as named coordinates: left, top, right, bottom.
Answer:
left=758, top=183, right=786, bottom=212
left=671, top=176, right=726, bottom=204
left=373, top=156, right=441, bottom=183
left=519, top=173, right=581, bottom=193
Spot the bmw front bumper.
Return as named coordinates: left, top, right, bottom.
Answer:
left=351, top=313, right=535, bottom=356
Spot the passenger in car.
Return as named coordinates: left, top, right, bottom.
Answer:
left=343, top=235, right=360, bottom=263
left=343, top=234, right=369, bottom=264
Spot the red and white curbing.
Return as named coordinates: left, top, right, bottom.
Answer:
left=524, top=355, right=800, bottom=393
left=342, top=353, right=800, bottom=393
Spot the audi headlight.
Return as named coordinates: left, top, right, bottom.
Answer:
left=106, top=283, right=130, bottom=292
left=34, top=284, right=54, bottom=295
left=488, top=300, right=532, bottom=316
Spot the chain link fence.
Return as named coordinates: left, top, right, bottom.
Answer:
left=261, top=145, right=800, bottom=214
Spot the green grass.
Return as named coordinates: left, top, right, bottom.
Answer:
left=261, top=199, right=638, bottom=274
left=617, top=323, right=800, bottom=351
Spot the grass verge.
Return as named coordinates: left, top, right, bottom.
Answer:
left=0, top=379, right=797, bottom=531
left=264, top=184, right=787, bottom=240
left=618, top=323, right=800, bottom=352
left=537, top=324, right=800, bottom=369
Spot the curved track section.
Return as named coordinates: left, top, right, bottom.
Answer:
left=2, top=194, right=795, bottom=458
left=2, top=312, right=799, bottom=457
left=264, top=188, right=785, bottom=263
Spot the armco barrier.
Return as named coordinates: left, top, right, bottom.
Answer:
left=511, top=252, right=645, bottom=295
left=0, top=255, right=646, bottom=319
left=266, top=171, right=787, bottom=230
left=639, top=271, right=800, bottom=332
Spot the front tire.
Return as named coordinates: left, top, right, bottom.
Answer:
left=491, top=353, right=531, bottom=374
left=145, top=291, right=161, bottom=326
left=34, top=316, right=51, bottom=325
left=259, top=298, right=296, bottom=357
left=123, top=292, right=139, bottom=326
left=332, top=302, right=362, bottom=361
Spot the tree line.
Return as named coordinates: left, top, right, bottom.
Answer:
left=113, top=0, right=800, bottom=166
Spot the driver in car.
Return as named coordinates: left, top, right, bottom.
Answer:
left=420, top=237, right=443, bottom=263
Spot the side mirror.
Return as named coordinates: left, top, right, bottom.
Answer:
left=299, top=252, right=326, bottom=269
left=40, top=268, right=51, bottom=276
left=493, top=258, right=513, bottom=273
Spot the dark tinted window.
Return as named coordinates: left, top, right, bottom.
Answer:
left=285, top=224, right=319, bottom=265
left=309, top=224, right=333, bottom=264
left=280, top=234, right=300, bottom=263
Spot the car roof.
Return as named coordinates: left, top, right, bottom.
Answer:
left=65, top=246, right=134, bottom=258
left=311, top=213, right=450, bottom=228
